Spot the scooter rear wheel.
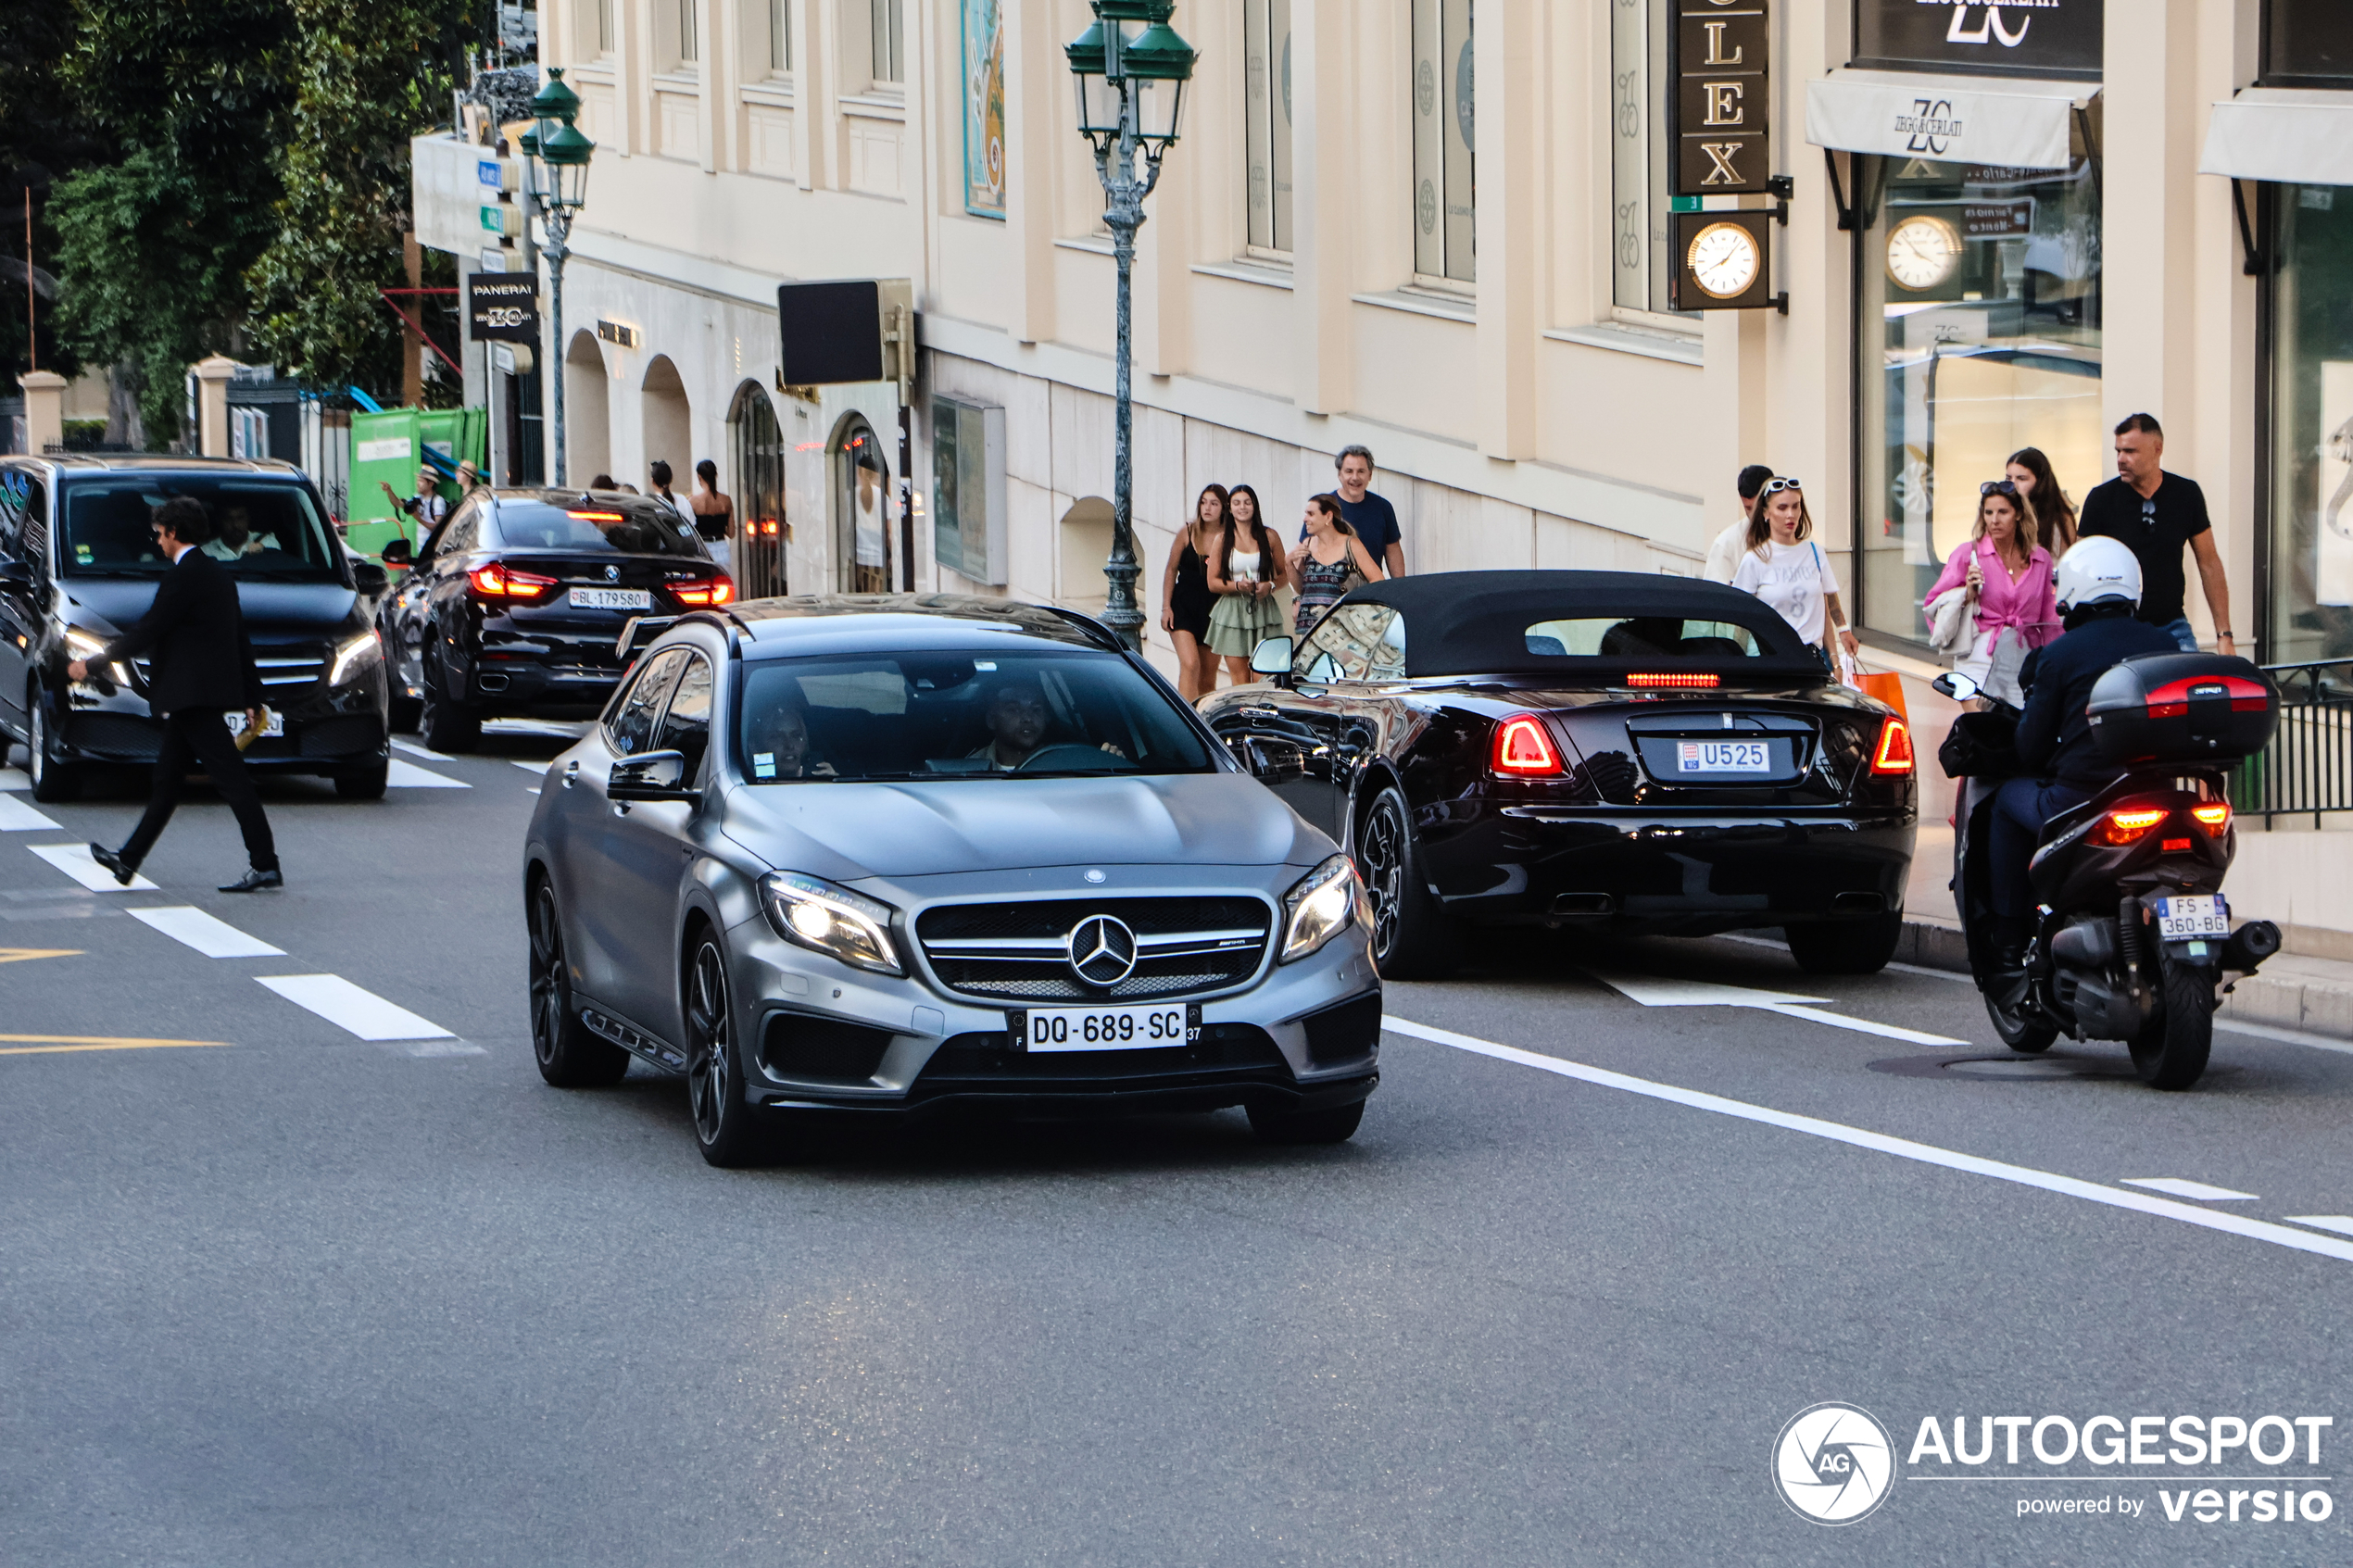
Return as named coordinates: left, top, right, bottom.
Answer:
left=1985, top=993, right=2057, bottom=1054
left=2128, top=960, right=2214, bottom=1090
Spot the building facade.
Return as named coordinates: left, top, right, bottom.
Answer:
left=511, top=0, right=2351, bottom=676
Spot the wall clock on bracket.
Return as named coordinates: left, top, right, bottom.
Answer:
left=1669, top=210, right=1780, bottom=312
left=1885, top=213, right=1963, bottom=293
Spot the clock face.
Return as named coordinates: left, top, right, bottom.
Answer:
left=1685, top=221, right=1761, bottom=301
left=1885, top=214, right=1962, bottom=292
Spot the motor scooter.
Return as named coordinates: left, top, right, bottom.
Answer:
left=1935, top=655, right=2284, bottom=1089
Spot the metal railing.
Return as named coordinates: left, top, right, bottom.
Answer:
left=2234, top=658, right=2353, bottom=827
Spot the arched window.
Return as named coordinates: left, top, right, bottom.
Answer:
left=728, top=382, right=787, bottom=598
left=833, top=415, right=894, bottom=593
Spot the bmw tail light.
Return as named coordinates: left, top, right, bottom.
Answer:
left=2190, top=801, right=2231, bottom=836
left=2096, top=806, right=2170, bottom=847
left=1491, top=713, right=1564, bottom=776
left=468, top=561, right=559, bottom=602
left=1869, top=716, right=1915, bottom=775
left=670, top=574, right=736, bottom=606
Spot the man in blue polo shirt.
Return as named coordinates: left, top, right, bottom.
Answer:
left=1291, top=444, right=1405, bottom=580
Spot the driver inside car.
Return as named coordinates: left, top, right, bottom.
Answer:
left=966, top=679, right=1125, bottom=771
left=1986, top=535, right=2178, bottom=994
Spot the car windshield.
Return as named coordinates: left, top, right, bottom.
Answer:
left=57, top=475, right=341, bottom=580
left=488, top=499, right=707, bottom=557
left=1523, top=616, right=1767, bottom=659
left=735, top=648, right=1217, bottom=782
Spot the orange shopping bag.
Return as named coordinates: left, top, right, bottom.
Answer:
left=1851, top=659, right=1909, bottom=722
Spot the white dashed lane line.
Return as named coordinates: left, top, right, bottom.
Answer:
left=1384, top=1014, right=2353, bottom=1267
left=256, top=973, right=457, bottom=1042
left=385, top=759, right=468, bottom=789
left=1594, top=972, right=1969, bottom=1047
left=2286, top=1217, right=2353, bottom=1238
left=128, top=906, right=285, bottom=959
left=27, top=844, right=157, bottom=892
left=0, top=795, right=60, bottom=832
left=2122, top=1178, right=2259, bottom=1201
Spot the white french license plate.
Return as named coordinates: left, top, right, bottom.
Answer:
left=570, top=586, right=651, bottom=610
left=1678, top=740, right=1770, bottom=773
left=1012, top=1003, right=1201, bottom=1053
left=224, top=710, right=285, bottom=738
left=2157, top=895, right=2230, bottom=940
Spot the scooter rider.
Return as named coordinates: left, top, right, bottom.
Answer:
left=1985, top=536, right=2179, bottom=992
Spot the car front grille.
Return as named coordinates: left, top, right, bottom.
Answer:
left=915, top=896, right=1273, bottom=1003
left=133, top=649, right=325, bottom=693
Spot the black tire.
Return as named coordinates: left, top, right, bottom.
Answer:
left=1248, top=1099, right=1365, bottom=1146
left=2129, top=960, right=2214, bottom=1091
left=334, top=761, right=389, bottom=800
left=528, top=878, right=628, bottom=1087
left=1986, top=995, right=2058, bottom=1054
left=1354, top=786, right=1456, bottom=980
left=25, top=697, right=81, bottom=804
left=420, top=644, right=480, bottom=754
left=684, top=931, right=767, bottom=1167
left=1784, top=910, right=1905, bottom=975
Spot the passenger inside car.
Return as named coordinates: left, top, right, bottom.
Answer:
left=746, top=703, right=833, bottom=780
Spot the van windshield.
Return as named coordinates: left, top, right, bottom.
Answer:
left=58, top=475, right=341, bottom=581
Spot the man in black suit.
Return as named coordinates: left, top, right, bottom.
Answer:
left=66, top=495, right=283, bottom=891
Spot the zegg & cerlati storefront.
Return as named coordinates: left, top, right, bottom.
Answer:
left=1806, top=1, right=2104, bottom=649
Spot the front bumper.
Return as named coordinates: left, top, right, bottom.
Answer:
left=57, top=675, right=388, bottom=775
left=1427, top=808, right=1919, bottom=935
left=723, top=905, right=1382, bottom=1119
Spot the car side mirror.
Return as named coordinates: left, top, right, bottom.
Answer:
left=1244, top=736, right=1305, bottom=785
left=1249, top=635, right=1294, bottom=676
left=380, top=537, right=414, bottom=567
left=1932, top=671, right=1980, bottom=703
left=350, top=561, right=388, bottom=596
left=609, top=748, right=698, bottom=802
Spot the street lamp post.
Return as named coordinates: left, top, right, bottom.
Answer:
left=1067, top=3, right=1194, bottom=651
left=522, top=69, right=594, bottom=488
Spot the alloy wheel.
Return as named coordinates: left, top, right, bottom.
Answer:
left=1356, top=797, right=1404, bottom=961
left=686, top=941, right=733, bottom=1146
left=529, top=884, right=568, bottom=1069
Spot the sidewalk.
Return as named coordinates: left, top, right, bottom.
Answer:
left=1877, top=650, right=2353, bottom=1043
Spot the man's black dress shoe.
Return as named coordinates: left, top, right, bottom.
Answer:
left=88, top=844, right=136, bottom=886
left=219, top=866, right=283, bottom=893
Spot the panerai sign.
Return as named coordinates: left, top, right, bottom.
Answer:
left=1855, top=2, right=2102, bottom=78
left=1670, top=1, right=1770, bottom=196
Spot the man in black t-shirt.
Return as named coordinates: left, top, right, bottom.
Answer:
left=1291, top=444, right=1404, bottom=581
left=2075, top=412, right=2236, bottom=657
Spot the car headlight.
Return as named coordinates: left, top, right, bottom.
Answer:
left=1280, top=853, right=1365, bottom=964
left=760, top=872, right=904, bottom=976
left=330, top=630, right=384, bottom=684
left=64, top=627, right=110, bottom=660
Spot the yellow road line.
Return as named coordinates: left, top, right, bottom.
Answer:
left=0, top=1035, right=233, bottom=1057
left=0, top=947, right=83, bottom=965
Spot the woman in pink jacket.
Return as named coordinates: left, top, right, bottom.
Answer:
left=1922, top=480, right=2058, bottom=705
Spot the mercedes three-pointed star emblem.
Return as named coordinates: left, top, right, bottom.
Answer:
left=1066, top=914, right=1139, bottom=987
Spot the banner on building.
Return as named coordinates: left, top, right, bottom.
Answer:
left=1853, top=1, right=2101, bottom=80
left=962, top=0, right=1006, bottom=218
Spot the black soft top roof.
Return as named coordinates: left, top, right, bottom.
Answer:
left=1343, top=571, right=1818, bottom=677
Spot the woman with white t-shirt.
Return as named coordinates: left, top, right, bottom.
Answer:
left=1730, top=478, right=1860, bottom=669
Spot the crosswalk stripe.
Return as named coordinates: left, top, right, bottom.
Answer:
left=0, top=766, right=29, bottom=790
left=385, top=759, right=469, bottom=789
left=27, top=844, right=157, bottom=892
left=256, top=973, right=454, bottom=1040
left=0, top=794, right=61, bottom=831
left=389, top=739, right=451, bottom=760
left=511, top=760, right=547, bottom=772
left=129, top=906, right=286, bottom=959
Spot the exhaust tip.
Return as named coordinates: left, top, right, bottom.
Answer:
left=1833, top=892, right=1887, bottom=913
left=1550, top=893, right=1616, bottom=915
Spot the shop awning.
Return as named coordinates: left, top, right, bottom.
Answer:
left=2200, top=88, right=2353, bottom=185
left=1805, top=69, right=2097, bottom=171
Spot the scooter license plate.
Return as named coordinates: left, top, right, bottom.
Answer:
left=2157, top=894, right=2229, bottom=940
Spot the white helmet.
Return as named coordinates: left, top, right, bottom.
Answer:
left=2054, top=535, right=2143, bottom=612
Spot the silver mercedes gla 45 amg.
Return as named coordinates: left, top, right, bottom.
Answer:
left=523, top=596, right=1381, bottom=1164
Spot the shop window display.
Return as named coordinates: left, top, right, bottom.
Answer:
left=2267, top=182, right=2353, bottom=663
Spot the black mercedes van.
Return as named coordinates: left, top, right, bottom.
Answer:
left=0, top=455, right=392, bottom=802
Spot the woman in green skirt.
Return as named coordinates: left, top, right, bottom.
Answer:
left=1203, top=483, right=1291, bottom=684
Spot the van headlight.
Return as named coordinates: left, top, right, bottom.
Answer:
left=760, top=872, right=903, bottom=975
left=1280, top=854, right=1365, bottom=963
left=330, top=630, right=383, bottom=685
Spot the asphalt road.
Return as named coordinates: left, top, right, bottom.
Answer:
left=4, top=734, right=2349, bottom=1566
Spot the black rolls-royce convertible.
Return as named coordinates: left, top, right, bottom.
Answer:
left=1199, top=571, right=1918, bottom=977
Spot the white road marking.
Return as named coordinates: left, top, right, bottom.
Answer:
left=128, top=906, right=285, bottom=959
left=28, top=844, right=157, bottom=892
left=0, top=795, right=60, bottom=832
left=1383, top=1014, right=2353, bottom=1266
left=1715, top=931, right=1972, bottom=983
left=2121, top=1178, right=2259, bottom=1202
left=2284, top=1217, right=2353, bottom=1238
left=510, top=760, right=547, bottom=772
left=384, top=759, right=468, bottom=789
left=1594, top=972, right=1969, bottom=1047
left=389, top=739, right=452, bottom=760
left=256, top=974, right=454, bottom=1041
left=0, top=766, right=28, bottom=789
left=525, top=788, right=540, bottom=796
left=393, top=1037, right=488, bottom=1058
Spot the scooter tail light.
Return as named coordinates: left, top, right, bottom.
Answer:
left=1491, top=714, right=1564, bottom=777
left=1869, top=716, right=1915, bottom=775
left=2096, top=806, right=2170, bottom=847
left=2190, top=801, right=2231, bottom=836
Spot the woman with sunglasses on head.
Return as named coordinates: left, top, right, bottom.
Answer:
left=1203, top=483, right=1294, bottom=685
left=2004, top=446, right=2079, bottom=559
left=1923, top=480, right=2058, bottom=706
left=1730, top=477, right=1859, bottom=670
left=1160, top=483, right=1227, bottom=699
